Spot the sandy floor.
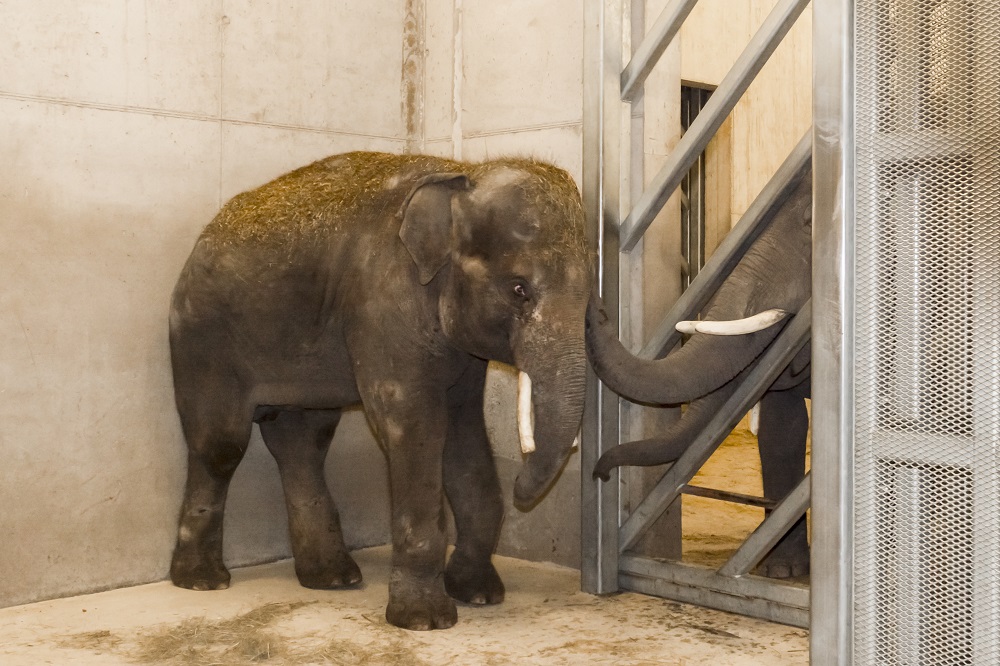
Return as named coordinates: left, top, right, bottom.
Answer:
left=1, top=428, right=809, bottom=665
left=0, top=544, right=808, bottom=666
left=684, top=427, right=771, bottom=567
left=683, top=427, right=810, bottom=582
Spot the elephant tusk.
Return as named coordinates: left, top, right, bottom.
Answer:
left=750, top=402, right=761, bottom=436
left=675, top=309, right=789, bottom=336
left=517, top=371, right=536, bottom=454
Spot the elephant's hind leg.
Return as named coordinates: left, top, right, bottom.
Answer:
left=258, top=407, right=362, bottom=589
left=443, top=359, right=505, bottom=605
left=171, top=392, right=253, bottom=591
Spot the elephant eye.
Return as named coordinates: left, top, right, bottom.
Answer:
left=511, top=280, right=533, bottom=301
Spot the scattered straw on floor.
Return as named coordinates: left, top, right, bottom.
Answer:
left=58, top=629, right=123, bottom=652
left=57, top=601, right=434, bottom=666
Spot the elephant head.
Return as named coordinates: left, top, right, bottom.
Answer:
left=587, top=171, right=812, bottom=478
left=399, top=160, right=593, bottom=508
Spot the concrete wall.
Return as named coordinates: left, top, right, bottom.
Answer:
left=0, top=0, right=586, bottom=609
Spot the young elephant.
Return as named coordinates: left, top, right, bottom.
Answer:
left=168, top=152, right=592, bottom=630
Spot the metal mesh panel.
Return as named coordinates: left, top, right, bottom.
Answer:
left=854, top=1, right=1000, bottom=663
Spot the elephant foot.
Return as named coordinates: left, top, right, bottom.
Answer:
left=170, top=553, right=231, bottom=591
left=386, top=570, right=458, bottom=631
left=444, top=553, right=505, bottom=605
left=756, top=525, right=809, bottom=579
left=756, top=559, right=810, bottom=579
left=295, top=551, right=363, bottom=589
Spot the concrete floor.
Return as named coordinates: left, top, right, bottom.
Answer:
left=0, top=545, right=808, bottom=666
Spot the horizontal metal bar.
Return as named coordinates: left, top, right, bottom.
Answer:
left=620, top=0, right=811, bottom=252
left=718, top=473, right=811, bottom=577
left=620, top=300, right=813, bottom=551
left=620, top=556, right=810, bottom=627
left=680, top=483, right=777, bottom=510
left=620, top=0, right=701, bottom=102
left=637, top=131, right=812, bottom=359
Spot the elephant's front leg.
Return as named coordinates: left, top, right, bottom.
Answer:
left=442, top=359, right=505, bottom=605
left=364, top=378, right=456, bottom=631
left=756, top=383, right=810, bottom=579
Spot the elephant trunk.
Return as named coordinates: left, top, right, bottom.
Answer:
left=586, top=292, right=787, bottom=405
left=512, top=323, right=587, bottom=510
left=593, top=379, right=738, bottom=480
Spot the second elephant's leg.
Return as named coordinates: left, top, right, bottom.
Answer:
left=258, top=408, right=362, bottom=589
left=756, top=383, right=810, bottom=578
left=442, top=359, right=505, bottom=605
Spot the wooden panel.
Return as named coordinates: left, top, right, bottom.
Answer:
left=679, top=0, right=812, bottom=227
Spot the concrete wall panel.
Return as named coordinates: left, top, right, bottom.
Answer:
left=423, top=0, right=456, bottom=146
left=462, top=0, right=583, bottom=136
left=0, top=99, right=220, bottom=606
left=221, top=0, right=406, bottom=137
left=0, top=0, right=223, bottom=116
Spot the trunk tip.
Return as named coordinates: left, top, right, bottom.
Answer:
left=512, top=449, right=572, bottom=511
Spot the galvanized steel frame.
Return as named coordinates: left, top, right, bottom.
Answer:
left=810, top=0, right=853, bottom=662
left=582, top=0, right=816, bottom=628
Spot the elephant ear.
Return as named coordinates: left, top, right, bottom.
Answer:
left=398, top=173, right=471, bottom=285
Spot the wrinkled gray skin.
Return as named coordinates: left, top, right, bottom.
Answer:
left=586, top=171, right=812, bottom=578
left=168, top=152, right=591, bottom=630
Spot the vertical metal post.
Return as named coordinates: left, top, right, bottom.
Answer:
left=811, top=0, right=854, bottom=663
left=582, top=0, right=625, bottom=595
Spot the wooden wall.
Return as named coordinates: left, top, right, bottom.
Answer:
left=680, top=0, right=813, bottom=242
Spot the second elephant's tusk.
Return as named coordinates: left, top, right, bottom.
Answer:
left=750, top=402, right=761, bottom=435
left=675, top=309, right=789, bottom=336
left=517, top=371, right=536, bottom=454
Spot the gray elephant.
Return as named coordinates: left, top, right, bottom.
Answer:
left=168, top=152, right=592, bottom=630
left=586, top=170, right=812, bottom=578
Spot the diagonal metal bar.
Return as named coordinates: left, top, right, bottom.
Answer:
left=619, top=555, right=810, bottom=626
left=636, top=132, right=812, bottom=360
left=619, top=299, right=813, bottom=552
left=718, top=472, right=811, bottom=577
left=619, top=0, right=811, bottom=252
left=621, top=0, right=701, bottom=102
left=680, top=483, right=778, bottom=510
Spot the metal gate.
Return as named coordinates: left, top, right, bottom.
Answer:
left=581, top=0, right=814, bottom=628
left=812, top=0, right=1000, bottom=664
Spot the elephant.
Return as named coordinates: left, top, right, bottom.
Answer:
left=167, top=151, right=592, bottom=630
left=586, top=169, right=812, bottom=578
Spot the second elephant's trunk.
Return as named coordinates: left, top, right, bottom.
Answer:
left=586, top=292, right=789, bottom=406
